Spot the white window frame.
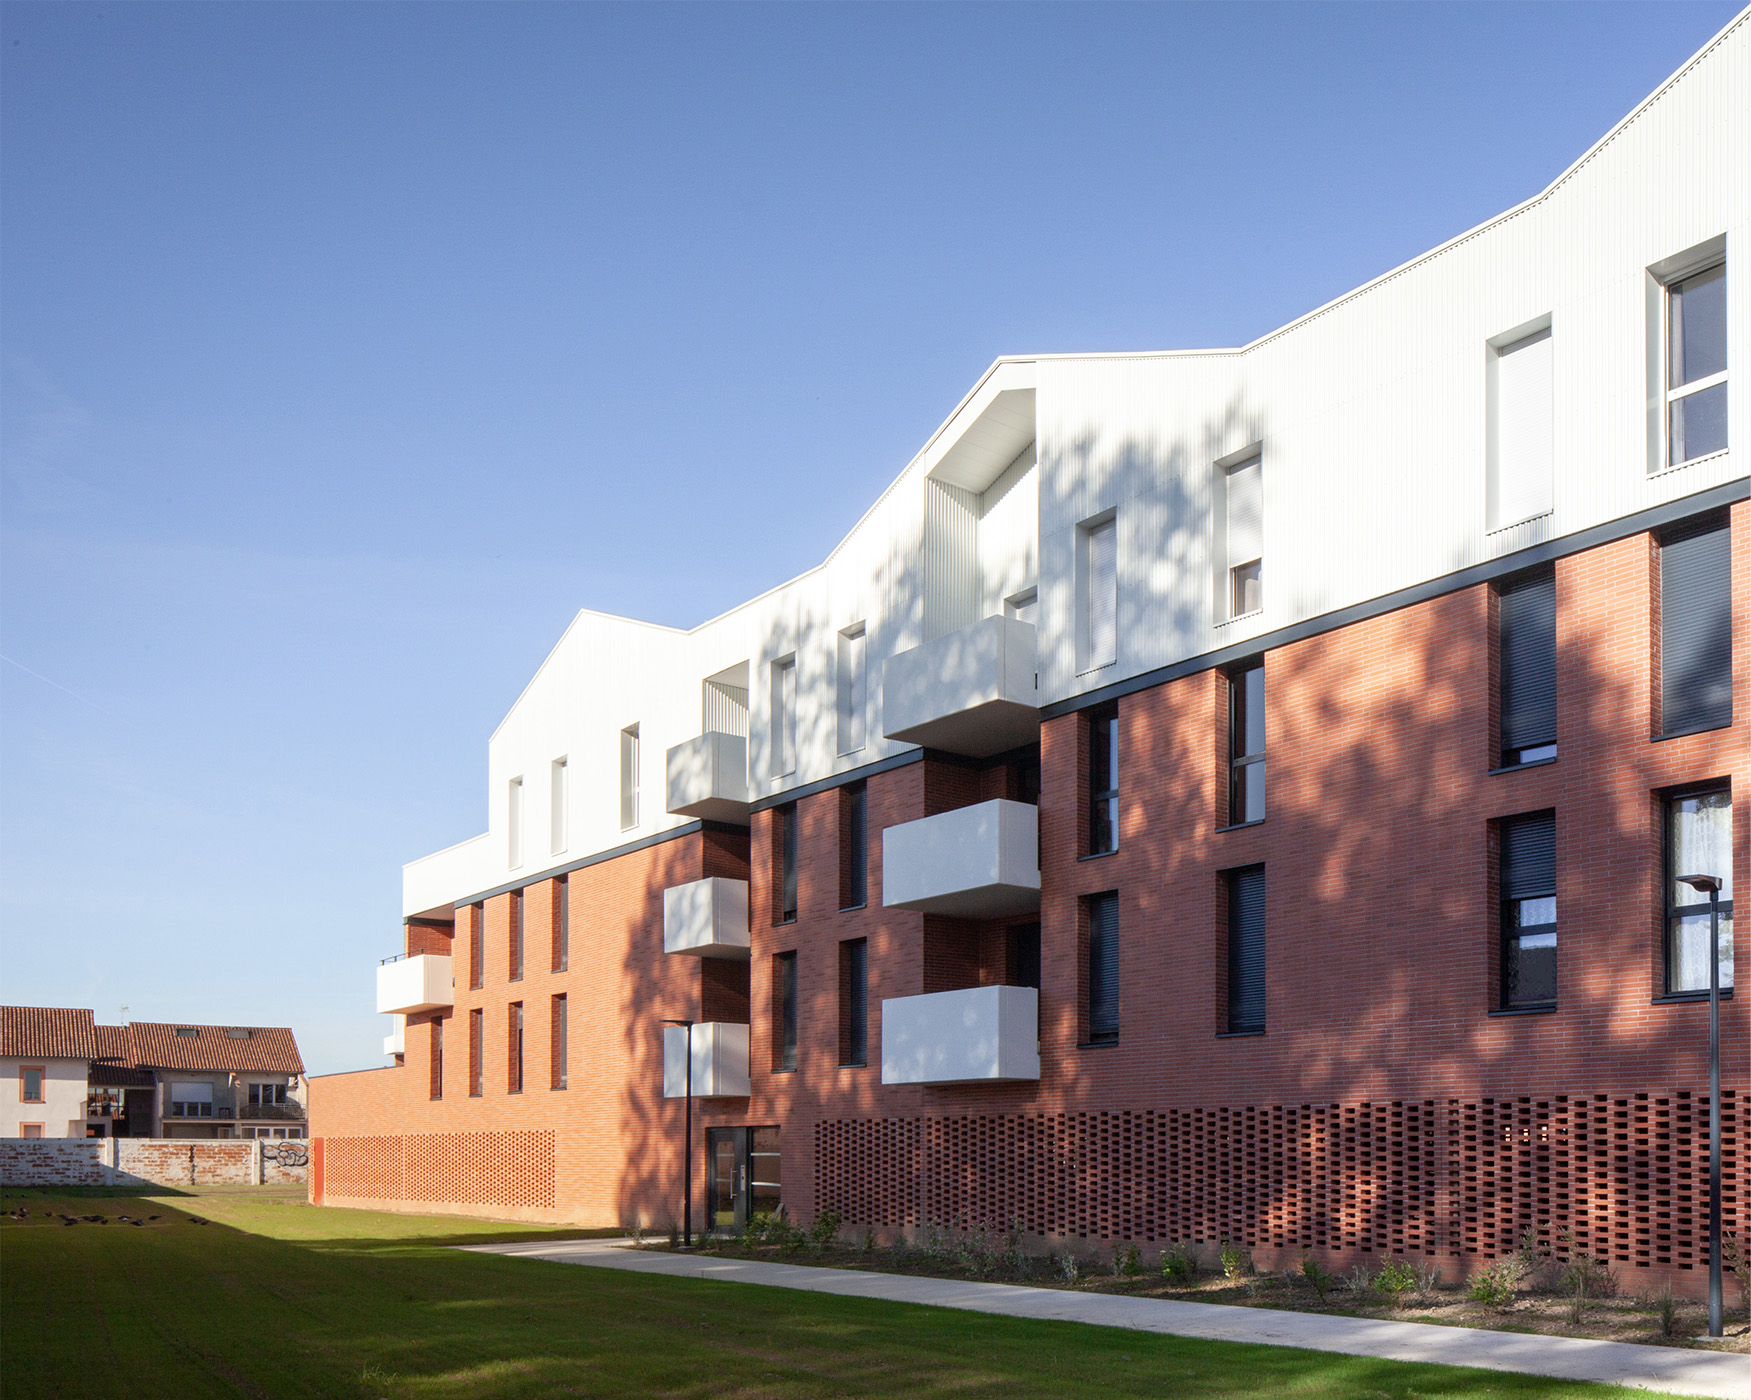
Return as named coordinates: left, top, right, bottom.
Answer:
left=1485, top=316, right=1554, bottom=531
left=507, top=775, right=524, bottom=868
left=1646, top=236, right=1728, bottom=475
left=549, top=756, right=568, bottom=856
left=1664, top=261, right=1727, bottom=468
left=836, top=625, right=867, bottom=756
left=619, top=726, right=639, bottom=831
left=1076, top=512, right=1118, bottom=675
left=770, top=655, right=797, bottom=778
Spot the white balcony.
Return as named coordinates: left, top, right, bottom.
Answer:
left=662, top=1022, right=751, bottom=1098
left=883, top=615, right=1038, bottom=757
left=882, top=798, right=1040, bottom=917
left=376, top=954, right=453, bottom=1015
left=665, top=732, right=751, bottom=824
left=383, top=1016, right=406, bottom=1058
left=882, top=985, right=1040, bottom=1085
left=663, top=877, right=751, bottom=958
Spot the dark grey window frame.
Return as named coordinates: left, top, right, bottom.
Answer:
left=1659, top=514, right=1733, bottom=739
left=774, top=950, right=799, bottom=1072
left=778, top=804, right=799, bottom=924
left=1225, top=865, right=1266, bottom=1035
left=1497, top=566, right=1558, bottom=768
left=1662, top=779, right=1734, bottom=997
left=839, top=938, right=868, bottom=1068
left=1087, top=705, right=1119, bottom=856
left=1084, top=892, right=1119, bottom=1047
left=841, top=783, right=868, bottom=911
left=1499, top=811, right=1557, bottom=1010
left=1227, top=659, right=1266, bottom=826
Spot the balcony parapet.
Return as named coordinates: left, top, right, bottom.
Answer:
left=881, top=798, right=1040, bottom=917
left=663, top=878, right=751, bottom=958
left=662, top=1022, right=750, bottom=1098
left=666, top=732, right=751, bottom=824
left=883, top=615, right=1038, bottom=757
left=376, top=953, right=453, bottom=1015
left=881, top=985, right=1040, bottom=1084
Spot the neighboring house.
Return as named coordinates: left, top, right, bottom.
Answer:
left=1, top=1007, right=99, bottom=1139
left=127, top=1022, right=307, bottom=1141
left=312, top=16, right=1747, bottom=1302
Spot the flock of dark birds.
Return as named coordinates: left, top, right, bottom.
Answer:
left=3, top=1201, right=208, bottom=1228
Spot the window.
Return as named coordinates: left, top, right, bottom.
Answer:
left=620, top=725, right=640, bottom=830
left=507, top=776, right=524, bottom=868
left=1225, top=866, right=1266, bottom=1034
left=1080, top=516, right=1117, bottom=670
left=554, top=875, right=569, bottom=973
left=776, top=802, right=798, bottom=923
left=551, top=994, right=568, bottom=1090
left=1666, top=261, right=1727, bottom=466
left=1084, top=893, right=1119, bottom=1046
left=20, top=1067, right=44, bottom=1103
left=20, top=1124, right=41, bottom=1139
left=469, top=902, right=484, bottom=990
left=1087, top=703, right=1118, bottom=855
left=1488, top=324, right=1553, bottom=529
left=1659, top=516, right=1732, bottom=737
left=550, top=756, right=568, bottom=855
left=771, top=657, right=797, bottom=777
left=1225, top=455, right=1264, bottom=618
left=839, top=782, right=868, bottom=910
left=468, top=1008, right=483, bottom=1097
left=1665, top=784, right=1734, bottom=994
left=247, top=1082, right=287, bottom=1106
left=1497, top=566, right=1557, bottom=766
left=1499, top=812, right=1557, bottom=1009
left=837, top=625, right=867, bottom=754
left=1008, top=922, right=1041, bottom=991
left=839, top=939, right=868, bottom=1067
left=169, top=1082, right=213, bottom=1117
left=508, top=889, right=524, bottom=982
left=1227, top=659, right=1266, bottom=825
left=507, top=1002, right=524, bottom=1094
left=773, top=951, right=798, bottom=1072
left=430, top=1019, right=444, bottom=1100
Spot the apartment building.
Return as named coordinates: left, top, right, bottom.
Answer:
left=312, top=16, right=1748, bottom=1295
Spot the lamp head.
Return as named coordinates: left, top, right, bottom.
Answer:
left=1678, top=873, right=1723, bottom=895
left=661, top=1017, right=695, bottom=1028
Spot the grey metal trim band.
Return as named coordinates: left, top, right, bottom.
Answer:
left=747, top=749, right=924, bottom=815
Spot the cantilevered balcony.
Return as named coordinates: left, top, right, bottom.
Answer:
left=881, top=985, right=1039, bottom=1085
left=665, top=732, right=751, bottom=824
left=662, top=1022, right=751, bottom=1098
left=883, top=615, right=1038, bottom=757
left=383, top=1015, right=406, bottom=1057
left=882, top=798, right=1039, bottom=917
left=376, top=954, right=453, bottom=1015
left=663, top=877, right=751, bottom=958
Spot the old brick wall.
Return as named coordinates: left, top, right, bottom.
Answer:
left=0, top=1138, right=282, bottom=1187
left=0, top=1140, right=108, bottom=1186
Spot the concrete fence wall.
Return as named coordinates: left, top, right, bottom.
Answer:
left=0, top=1138, right=308, bottom=1188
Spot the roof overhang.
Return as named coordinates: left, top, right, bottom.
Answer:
left=921, top=360, right=1036, bottom=495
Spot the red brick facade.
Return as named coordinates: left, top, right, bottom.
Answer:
left=312, top=510, right=1746, bottom=1293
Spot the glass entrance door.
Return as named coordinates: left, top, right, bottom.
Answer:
left=705, top=1127, right=781, bottom=1232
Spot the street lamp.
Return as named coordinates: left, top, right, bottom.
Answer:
left=1677, top=872, right=1724, bottom=1340
left=663, top=1017, right=695, bottom=1249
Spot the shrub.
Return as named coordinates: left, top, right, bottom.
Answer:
left=1161, top=1243, right=1197, bottom=1285
left=1651, top=1285, right=1683, bottom=1339
left=1558, top=1245, right=1615, bottom=1323
left=1412, top=1261, right=1443, bottom=1303
left=1724, top=1235, right=1751, bottom=1321
left=808, top=1208, right=841, bottom=1251
left=859, top=1227, right=876, bottom=1255
left=1300, top=1255, right=1335, bottom=1302
left=1374, top=1260, right=1418, bottom=1309
left=1218, top=1241, right=1253, bottom=1280
left=1114, top=1242, right=1142, bottom=1278
left=1056, top=1251, right=1082, bottom=1284
left=1342, top=1264, right=1374, bottom=1296
left=1467, top=1258, right=1524, bottom=1309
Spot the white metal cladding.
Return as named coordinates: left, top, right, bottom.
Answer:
left=663, top=1022, right=751, bottom=1098
left=402, top=17, right=1747, bottom=919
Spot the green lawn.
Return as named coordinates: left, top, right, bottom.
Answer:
left=0, top=1187, right=1689, bottom=1400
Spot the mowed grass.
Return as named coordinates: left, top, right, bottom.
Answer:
left=0, top=1188, right=1690, bottom=1400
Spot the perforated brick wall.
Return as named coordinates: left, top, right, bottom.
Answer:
left=319, top=1130, right=555, bottom=1209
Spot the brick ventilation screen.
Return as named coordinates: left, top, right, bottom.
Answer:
left=816, top=1091, right=1744, bottom=1272
left=321, top=1130, right=555, bottom=1210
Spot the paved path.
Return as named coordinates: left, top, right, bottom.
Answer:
left=461, top=1238, right=1748, bottom=1398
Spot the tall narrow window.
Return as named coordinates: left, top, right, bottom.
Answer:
left=1667, top=261, right=1727, bottom=466
left=1084, top=893, right=1119, bottom=1046
left=777, top=803, right=798, bottom=923
left=839, top=938, right=868, bottom=1067
left=839, top=782, right=868, bottom=910
left=1488, top=325, right=1553, bottom=528
left=620, top=725, right=640, bottom=830
left=429, top=1019, right=444, bottom=1100
left=1500, top=812, right=1557, bottom=1009
left=468, top=1008, right=483, bottom=1097
left=551, top=994, right=568, bottom=1090
left=507, top=776, right=524, bottom=868
left=1081, top=517, right=1118, bottom=670
left=1660, top=516, right=1732, bottom=737
left=553, top=875, right=569, bottom=973
left=838, top=626, right=867, bottom=754
left=1008, top=922, right=1041, bottom=991
left=773, top=951, right=798, bottom=1072
left=1087, top=703, right=1118, bottom=855
left=1665, top=784, right=1734, bottom=994
left=550, top=757, right=568, bottom=855
left=772, top=657, right=797, bottom=776
left=1227, top=659, right=1266, bottom=825
left=507, top=1002, right=524, bottom=1094
left=508, top=889, right=523, bottom=982
left=1226, top=456, right=1263, bottom=618
left=1226, top=865, right=1266, bottom=1034
left=469, top=903, right=484, bottom=990
left=20, top=1067, right=44, bottom=1102
left=1498, top=566, right=1557, bottom=766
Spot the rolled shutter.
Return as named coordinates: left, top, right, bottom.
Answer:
left=1227, top=866, right=1266, bottom=1033
left=1661, top=521, right=1732, bottom=736
left=1499, top=568, right=1557, bottom=755
left=1227, top=458, right=1263, bottom=565
left=1500, top=812, right=1556, bottom=899
left=1493, top=328, right=1553, bottom=527
left=1087, top=893, right=1119, bottom=1041
left=848, top=940, right=868, bottom=1061
left=1088, top=521, right=1117, bottom=668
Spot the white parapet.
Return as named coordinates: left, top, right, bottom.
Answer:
left=665, top=731, right=751, bottom=824
left=662, top=1022, right=751, bottom=1098
left=663, top=877, right=751, bottom=958
left=881, top=798, right=1040, bottom=917
left=882, top=985, right=1040, bottom=1085
left=882, top=615, right=1038, bottom=757
left=376, top=954, right=453, bottom=1015
left=383, top=1016, right=406, bottom=1058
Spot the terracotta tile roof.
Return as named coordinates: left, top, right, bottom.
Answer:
left=93, top=1024, right=134, bottom=1063
left=1, top=1006, right=98, bottom=1060
left=89, top=1060, right=156, bottom=1088
left=126, top=1022, right=304, bottom=1075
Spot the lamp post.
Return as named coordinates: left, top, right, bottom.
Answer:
left=663, top=1017, right=695, bottom=1249
left=1677, top=873, right=1724, bottom=1340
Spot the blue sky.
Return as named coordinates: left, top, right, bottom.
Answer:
left=1, top=1, right=1739, bottom=1074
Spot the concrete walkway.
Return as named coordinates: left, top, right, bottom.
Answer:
left=460, top=1238, right=1749, bottom=1399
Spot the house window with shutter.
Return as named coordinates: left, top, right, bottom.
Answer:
left=1659, top=515, right=1732, bottom=737
left=838, top=939, right=867, bottom=1067
left=1083, top=892, right=1119, bottom=1046
left=1224, top=866, right=1266, bottom=1035
left=1226, top=456, right=1263, bottom=619
left=1488, top=325, right=1553, bottom=530
left=1499, top=811, right=1557, bottom=1009
left=1079, top=516, right=1117, bottom=671
left=1497, top=566, right=1557, bottom=767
